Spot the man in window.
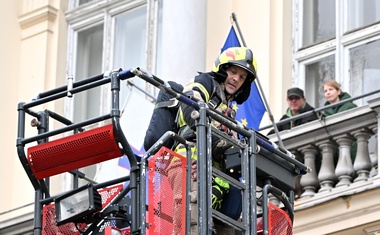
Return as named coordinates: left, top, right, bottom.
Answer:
left=268, top=87, right=318, bottom=135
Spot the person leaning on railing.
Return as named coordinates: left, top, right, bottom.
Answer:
left=323, top=80, right=357, bottom=115
left=323, top=79, right=358, bottom=163
left=268, top=87, right=318, bottom=135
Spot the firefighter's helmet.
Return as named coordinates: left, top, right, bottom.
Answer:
left=212, top=47, right=258, bottom=104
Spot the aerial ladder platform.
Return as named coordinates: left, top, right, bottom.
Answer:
left=16, top=68, right=309, bottom=235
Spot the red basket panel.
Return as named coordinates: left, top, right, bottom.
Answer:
left=27, top=124, right=123, bottom=179
left=147, top=147, right=187, bottom=235
left=267, top=202, right=293, bottom=235
left=104, top=226, right=131, bottom=235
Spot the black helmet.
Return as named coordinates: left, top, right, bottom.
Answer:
left=212, top=47, right=258, bottom=104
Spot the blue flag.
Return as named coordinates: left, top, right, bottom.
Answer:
left=222, top=26, right=266, bottom=130
left=221, top=26, right=240, bottom=51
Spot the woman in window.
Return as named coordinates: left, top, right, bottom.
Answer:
left=323, top=79, right=357, bottom=164
left=323, top=80, right=357, bottom=116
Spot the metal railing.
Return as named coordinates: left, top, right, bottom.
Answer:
left=16, top=67, right=308, bottom=235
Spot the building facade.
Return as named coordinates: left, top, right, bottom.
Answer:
left=1, top=0, right=380, bottom=234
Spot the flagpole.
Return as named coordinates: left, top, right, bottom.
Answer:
left=231, top=12, right=285, bottom=149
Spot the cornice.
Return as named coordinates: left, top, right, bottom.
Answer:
left=19, top=5, right=58, bottom=30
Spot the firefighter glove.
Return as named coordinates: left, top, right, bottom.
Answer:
left=211, top=177, right=229, bottom=210
left=212, top=184, right=224, bottom=210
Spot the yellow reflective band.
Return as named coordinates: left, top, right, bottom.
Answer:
left=193, top=83, right=210, bottom=102
left=177, top=108, right=185, bottom=127
left=175, top=146, right=197, bottom=160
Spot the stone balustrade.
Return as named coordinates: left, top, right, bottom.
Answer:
left=267, top=97, right=380, bottom=209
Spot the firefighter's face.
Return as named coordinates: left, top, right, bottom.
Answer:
left=224, top=65, right=247, bottom=95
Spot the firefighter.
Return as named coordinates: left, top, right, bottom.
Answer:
left=167, top=47, right=258, bottom=234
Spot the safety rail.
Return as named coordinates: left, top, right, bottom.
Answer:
left=16, top=67, right=308, bottom=235
left=16, top=68, right=140, bottom=234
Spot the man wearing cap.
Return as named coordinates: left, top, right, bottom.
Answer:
left=268, top=87, right=318, bottom=134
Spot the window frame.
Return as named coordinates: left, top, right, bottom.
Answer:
left=64, top=0, right=159, bottom=187
left=292, top=0, right=380, bottom=107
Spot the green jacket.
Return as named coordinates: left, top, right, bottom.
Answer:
left=324, top=91, right=358, bottom=164
left=323, top=92, right=357, bottom=116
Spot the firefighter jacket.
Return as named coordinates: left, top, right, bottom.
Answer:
left=176, top=71, right=235, bottom=170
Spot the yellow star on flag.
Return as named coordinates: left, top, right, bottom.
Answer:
left=241, top=118, right=248, bottom=127
left=232, top=103, right=238, bottom=112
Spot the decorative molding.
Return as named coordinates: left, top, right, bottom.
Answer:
left=0, top=211, right=34, bottom=234
left=19, top=5, right=58, bottom=30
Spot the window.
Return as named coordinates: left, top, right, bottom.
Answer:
left=73, top=24, right=104, bottom=123
left=347, top=0, right=380, bottom=31
left=79, top=0, right=94, bottom=5
left=349, top=39, right=380, bottom=106
left=293, top=0, right=380, bottom=108
left=65, top=0, right=162, bottom=184
left=305, top=55, right=335, bottom=107
left=302, top=0, right=336, bottom=47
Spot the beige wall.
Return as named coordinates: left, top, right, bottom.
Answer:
left=0, top=0, right=25, bottom=220
left=0, top=0, right=67, bottom=220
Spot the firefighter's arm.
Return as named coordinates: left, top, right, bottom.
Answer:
left=179, top=89, right=203, bottom=129
left=179, top=73, right=215, bottom=129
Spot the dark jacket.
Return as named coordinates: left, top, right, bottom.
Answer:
left=323, top=92, right=357, bottom=116
left=268, top=102, right=318, bottom=135
left=177, top=72, right=226, bottom=141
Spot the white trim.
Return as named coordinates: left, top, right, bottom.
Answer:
left=0, top=211, right=34, bottom=235
left=292, top=0, right=299, bottom=83
left=295, top=39, right=336, bottom=61
left=108, top=0, right=145, bottom=17
left=341, top=22, right=380, bottom=46
left=336, top=0, right=344, bottom=88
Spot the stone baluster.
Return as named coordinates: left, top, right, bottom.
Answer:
left=292, top=151, right=303, bottom=198
left=369, top=124, right=378, bottom=177
left=352, top=128, right=372, bottom=182
left=299, top=145, right=319, bottom=198
left=368, top=97, right=380, bottom=178
left=334, top=134, right=354, bottom=187
left=316, top=140, right=337, bottom=193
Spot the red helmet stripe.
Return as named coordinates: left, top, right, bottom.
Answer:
left=225, top=50, right=236, bottom=60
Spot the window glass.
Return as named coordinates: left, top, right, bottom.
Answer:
left=350, top=39, right=380, bottom=105
left=155, top=0, right=163, bottom=77
left=347, top=0, right=380, bottom=31
left=79, top=0, right=94, bottom=5
left=65, top=0, right=161, bottom=184
left=302, top=0, right=336, bottom=47
left=72, top=24, right=104, bottom=183
left=305, top=55, right=335, bottom=108
left=113, top=6, right=151, bottom=155
left=113, top=6, right=147, bottom=88
left=74, top=24, right=104, bottom=123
